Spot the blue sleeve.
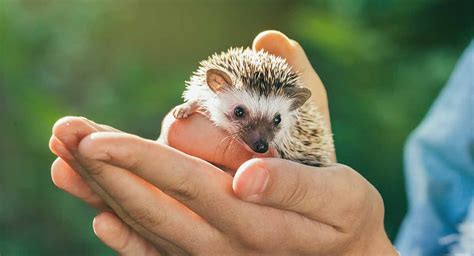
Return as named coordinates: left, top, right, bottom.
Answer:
left=395, top=40, right=474, bottom=255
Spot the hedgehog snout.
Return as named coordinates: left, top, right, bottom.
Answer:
left=252, top=140, right=269, bottom=154
left=243, top=130, right=271, bottom=154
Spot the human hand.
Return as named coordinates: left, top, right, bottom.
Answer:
left=50, top=121, right=396, bottom=255
left=49, top=29, right=332, bottom=213
left=49, top=31, right=396, bottom=255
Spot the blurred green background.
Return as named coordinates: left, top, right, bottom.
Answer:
left=0, top=0, right=472, bottom=255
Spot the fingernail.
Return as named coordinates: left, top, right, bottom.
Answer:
left=241, top=168, right=269, bottom=198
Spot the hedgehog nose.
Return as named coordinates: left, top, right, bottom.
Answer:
left=253, top=140, right=269, bottom=154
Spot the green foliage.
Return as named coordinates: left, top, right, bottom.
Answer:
left=1, top=0, right=472, bottom=254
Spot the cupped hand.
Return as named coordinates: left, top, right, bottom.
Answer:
left=51, top=122, right=396, bottom=255
left=50, top=30, right=331, bottom=217
left=49, top=31, right=396, bottom=255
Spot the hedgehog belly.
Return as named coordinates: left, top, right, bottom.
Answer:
left=276, top=101, right=334, bottom=167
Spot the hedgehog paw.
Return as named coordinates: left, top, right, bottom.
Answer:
left=172, top=104, right=194, bottom=119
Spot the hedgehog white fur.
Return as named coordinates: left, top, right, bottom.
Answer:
left=173, top=47, right=334, bottom=166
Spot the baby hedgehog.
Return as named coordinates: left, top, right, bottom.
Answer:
left=173, top=47, right=334, bottom=167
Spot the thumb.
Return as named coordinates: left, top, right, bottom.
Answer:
left=252, top=30, right=328, bottom=115
left=252, top=31, right=336, bottom=163
left=233, top=158, right=369, bottom=227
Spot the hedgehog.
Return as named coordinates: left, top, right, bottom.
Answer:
left=172, top=47, right=334, bottom=167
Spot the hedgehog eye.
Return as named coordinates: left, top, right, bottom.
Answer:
left=273, top=114, right=281, bottom=126
left=234, top=106, right=245, bottom=118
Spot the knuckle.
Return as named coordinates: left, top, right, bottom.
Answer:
left=336, top=164, right=357, bottom=178
left=129, top=207, right=166, bottom=231
left=280, top=172, right=311, bottom=211
left=367, top=185, right=385, bottom=223
left=163, top=172, right=200, bottom=202
left=84, top=161, right=105, bottom=176
left=341, top=165, right=367, bottom=195
left=337, top=164, right=367, bottom=191
left=103, top=136, right=150, bottom=170
left=335, top=164, right=375, bottom=228
left=119, top=142, right=146, bottom=170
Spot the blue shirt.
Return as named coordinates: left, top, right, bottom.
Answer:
left=395, top=41, right=474, bottom=255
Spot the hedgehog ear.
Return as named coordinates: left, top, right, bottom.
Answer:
left=206, top=68, right=233, bottom=93
left=287, top=87, right=312, bottom=111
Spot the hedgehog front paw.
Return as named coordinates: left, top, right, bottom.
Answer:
left=172, top=103, right=194, bottom=119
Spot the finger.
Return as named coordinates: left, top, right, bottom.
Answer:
left=252, top=30, right=327, bottom=109
left=233, top=158, right=372, bottom=231
left=52, top=154, right=191, bottom=254
left=50, top=116, right=124, bottom=204
left=51, top=116, right=124, bottom=172
left=52, top=116, right=120, bottom=151
left=74, top=137, right=222, bottom=252
left=78, top=132, right=342, bottom=251
left=160, top=112, right=272, bottom=172
left=50, top=116, right=122, bottom=208
left=49, top=135, right=75, bottom=161
left=51, top=157, right=106, bottom=209
left=93, top=211, right=161, bottom=256
left=253, top=30, right=335, bottom=162
left=50, top=117, right=205, bottom=252
left=77, top=132, right=258, bottom=233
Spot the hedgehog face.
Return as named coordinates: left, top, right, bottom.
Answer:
left=218, top=90, right=295, bottom=154
left=204, top=68, right=311, bottom=154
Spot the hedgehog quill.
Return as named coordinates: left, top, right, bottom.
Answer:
left=173, top=47, right=334, bottom=167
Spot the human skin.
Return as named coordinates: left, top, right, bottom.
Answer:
left=49, top=31, right=397, bottom=255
